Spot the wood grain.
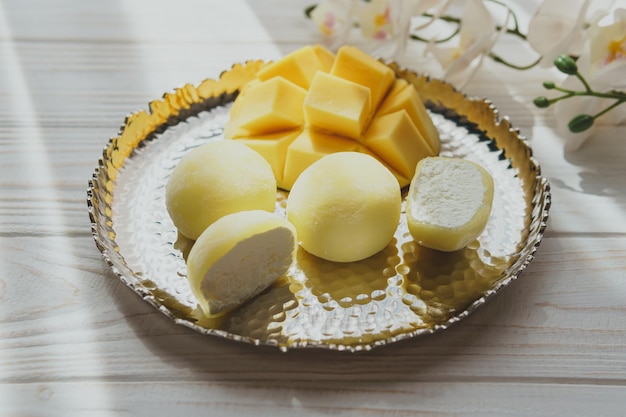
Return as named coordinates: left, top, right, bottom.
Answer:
left=1, top=0, right=626, bottom=415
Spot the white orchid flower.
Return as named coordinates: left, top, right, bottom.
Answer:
left=310, top=0, right=357, bottom=49
left=527, top=0, right=616, bottom=67
left=356, top=0, right=449, bottom=60
left=427, top=0, right=507, bottom=88
left=553, top=8, right=626, bottom=150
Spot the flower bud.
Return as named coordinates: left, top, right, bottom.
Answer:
left=542, top=81, right=556, bottom=89
left=554, top=55, right=578, bottom=75
left=533, top=96, right=550, bottom=108
left=568, top=114, right=594, bottom=133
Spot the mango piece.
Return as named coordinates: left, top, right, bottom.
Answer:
left=312, top=44, right=335, bottom=71
left=364, top=110, right=435, bottom=179
left=287, top=152, right=401, bottom=263
left=257, top=45, right=334, bottom=89
left=357, top=145, right=410, bottom=188
left=223, top=78, right=261, bottom=138
left=236, top=77, right=306, bottom=136
left=330, top=45, right=395, bottom=111
left=223, top=45, right=442, bottom=191
left=187, top=210, right=297, bottom=317
left=303, top=71, right=371, bottom=140
left=281, top=129, right=360, bottom=191
left=234, top=129, right=301, bottom=185
left=377, top=82, right=441, bottom=154
left=406, top=157, right=494, bottom=252
left=165, top=140, right=276, bottom=240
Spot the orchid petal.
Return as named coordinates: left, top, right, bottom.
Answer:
left=527, top=0, right=590, bottom=66
left=310, top=0, right=356, bottom=48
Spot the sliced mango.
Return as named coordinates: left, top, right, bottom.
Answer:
left=330, top=45, right=395, bottom=111
left=364, top=110, right=435, bottom=179
left=377, top=83, right=441, bottom=154
left=257, top=45, right=334, bottom=89
left=235, top=77, right=306, bottom=136
left=224, top=45, right=441, bottom=191
left=234, top=129, right=301, bottom=185
left=303, top=71, right=371, bottom=140
left=282, top=129, right=360, bottom=191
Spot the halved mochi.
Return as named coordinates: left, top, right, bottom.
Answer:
left=187, top=210, right=297, bottom=317
left=406, top=157, right=494, bottom=252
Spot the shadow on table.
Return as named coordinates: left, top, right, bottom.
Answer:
left=106, top=265, right=538, bottom=382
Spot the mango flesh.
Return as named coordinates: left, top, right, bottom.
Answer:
left=223, top=44, right=441, bottom=191
left=303, top=71, right=371, bottom=140
left=256, top=45, right=333, bottom=89
left=329, top=45, right=395, bottom=112
left=187, top=210, right=297, bottom=317
left=165, top=140, right=276, bottom=240
left=406, top=157, right=494, bottom=252
left=287, top=152, right=401, bottom=263
left=364, top=110, right=434, bottom=179
left=236, top=77, right=306, bottom=135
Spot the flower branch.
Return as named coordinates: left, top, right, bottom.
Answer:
left=304, top=0, right=626, bottom=149
left=535, top=54, right=626, bottom=133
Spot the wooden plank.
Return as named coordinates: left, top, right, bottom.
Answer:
left=1, top=236, right=625, bottom=384
left=2, top=380, right=625, bottom=417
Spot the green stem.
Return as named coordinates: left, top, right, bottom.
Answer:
left=575, top=72, right=593, bottom=93
left=489, top=53, right=542, bottom=70
left=410, top=28, right=460, bottom=44
left=485, top=0, right=525, bottom=39
left=592, top=98, right=626, bottom=119
left=552, top=85, right=626, bottom=101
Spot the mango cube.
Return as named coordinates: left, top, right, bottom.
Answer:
left=234, top=129, right=301, bottom=185
left=330, top=45, right=395, bottom=111
left=257, top=45, right=334, bottom=89
left=357, top=145, right=410, bottom=188
left=224, top=45, right=442, bottom=191
left=312, top=44, right=335, bottom=71
left=377, top=83, right=441, bottom=154
left=303, top=72, right=371, bottom=140
left=236, top=77, right=306, bottom=136
left=223, top=79, right=261, bottom=138
left=281, top=129, right=360, bottom=190
left=364, top=110, right=435, bottom=179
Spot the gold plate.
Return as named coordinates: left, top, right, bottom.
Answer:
left=87, top=61, right=551, bottom=351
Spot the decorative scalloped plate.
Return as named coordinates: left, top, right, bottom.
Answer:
left=87, top=61, right=551, bottom=352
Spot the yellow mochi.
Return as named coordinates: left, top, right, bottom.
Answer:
left=187, top=210, right=297, bottom=317
left=406, top=157, right=494, bottom=252
left=287, top=152, right=401, bottom=262
left=165, top=140, right=276, bottom=240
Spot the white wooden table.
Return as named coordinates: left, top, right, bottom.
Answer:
left=1, top=1, right=625, bottom=416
